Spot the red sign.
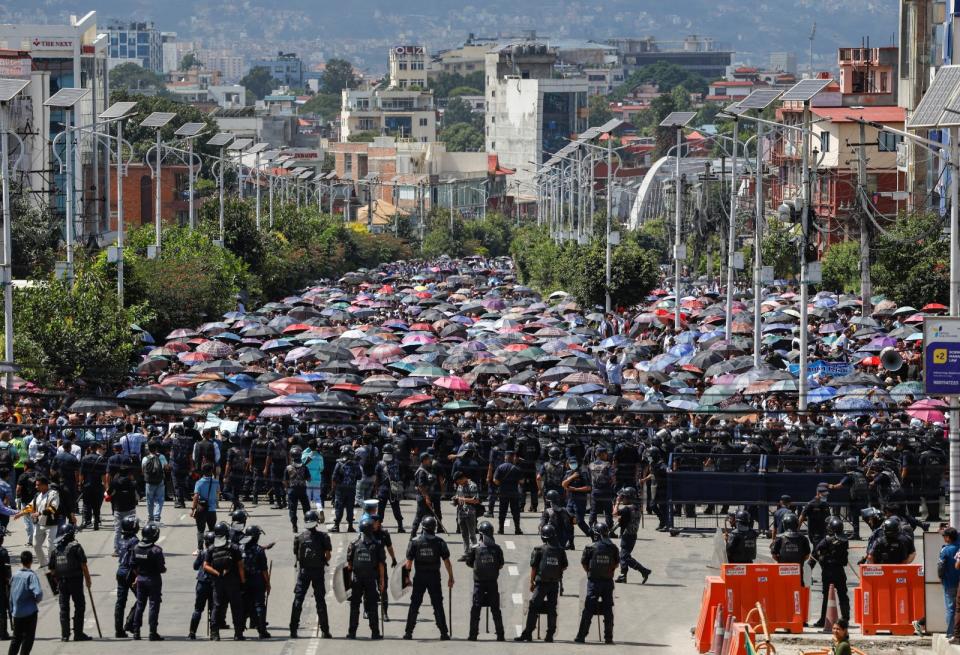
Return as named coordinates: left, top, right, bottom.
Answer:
left=31, top=37, right=75, bottom=51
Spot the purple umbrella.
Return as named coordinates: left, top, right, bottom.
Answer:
left=494, top=383, right=535, bottom=396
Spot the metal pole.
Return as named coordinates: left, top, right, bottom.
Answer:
left=857, top=121, right=871, bottom=316
left=752, top=118, right=764, bottom=367
left=673, top=126, right=682, bottom=331
left=0, top=107, right=13, bottom=383
left=188, top=139, right=195, bottom=230
left=116, top=119, right=125, bottom=305
left=154, top=129, right=162, bottom=249
left=255, top=151, right=262, bottom=230
left=449, top=183, right=454, bottom=229
left=605, top=134, right=613, bottom=313
left=269, top=173, right=274, bottom=227
left=218, top=147, right=225, bottom=243
left=798, top=100, right=813, bottom=412
left=238, top=151, right=244, bottom=200
left=65, top=108, right=75, bottom=282
left=950, top=127, right=960, bottom=529
left=724, top=117, right=739, bottom=341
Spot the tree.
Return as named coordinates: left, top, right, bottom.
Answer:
left=179, top=52, right=202, bottom=71
left=322, top=58, right=356, bottom=95
left=820, top=240, right=861, bottom=293
left=8, top=266, right=153, bottom=388
left=347, top=131, right=379, bottom=143
left=9, top=185, right=59, bottom=278
left=447, top=86, right=481, bottom=97
left=301, top=92, right=340, bottom=120
left=610, top=61, right=707, bottom=102
left=107, top=91, right=220, bottom=166
left=588, top=94, right=613, bottom=128
left=871, top=212, right=948, bottom=306
left=760, top=219, right=800, bottom=280
left=430, top=71, right=485, bottom=98
left=440, top=123, right=484, bottom=151
left=241, top=66, right=274, bottom=101
left=442, top=96, right=481, bottom=129
left=109, top=62, right=166, bottom=94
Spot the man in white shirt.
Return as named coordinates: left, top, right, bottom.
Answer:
left=29, top=476, right=59, bottom=567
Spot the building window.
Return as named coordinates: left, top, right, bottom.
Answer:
left=818, top=132, right=830, bottom=153
left=878, top=131, right=899, bottom=152
left=399, top=62, right=407, bottom=70
left=419, top=118, right=428, bottom=127
left=345, top=156, right=353, bottom=175
left=879, top=72, right=888, bottom=93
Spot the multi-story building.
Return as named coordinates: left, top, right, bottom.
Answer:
left=581, top=65, right=625, bottom=96
left=389, top=45, right=428, bottom=89
left=340, top=87, right=436, bottom=142
left=252, top=51, right=304, bottom=88
left=610, top=35, right=733, bottom=81
left=196, top=50, right=246, bottom=82
left=485, top=42, right=588, bottom=188
left=769, top=52, right=797, bottom=74
left=0, top=11, right=110, bottom=237
left=161, top=32, right=178, bottom=73
left=106, top=20, right=162, bottom=73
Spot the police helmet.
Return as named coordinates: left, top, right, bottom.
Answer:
left=141, top=522, right=160, bottom=545
left=183, top=417, right=196, bottom=429
left=781, top=512, right=799, bottom=533
left=545, top=489, right=561, bottom=505
left=882, top=517, right=901, bottom=539
left=56, top=523, right=76, bottom=544
left=826, top=516, right=844, bottom=536
left=243, top=525, right=265, bottom=544
left=619, top=487, right=637, bottom=502
left=231, top=509, right=248, bottom=526
left=303, top=510, right=320, bottom=531
left=228, top=432, right=240, bottom=444
left=203, top=530, right=216, bottom=547
left=548, top=447, right=562, bottom=461
left=290, top=445, right=303, bottom=460
left=419, top=451, right=432, bottom=462
left=213, top=522, right=230, bottom=539
left=358, top=517, right=375, bottom=535
left=382, top=443, right=396, bottom=455
left=593, top=520, right=610, bottom=539
left=844, top=457, right=859, bottom=470
left=340, top=445, right=353, bottom=457
left=860, top=507, right=883, bottom=527
left=121, top=515, right=141, bottom=536
left=477, top=521, right=494, bottom=539
left=421, top=516, right=438, bottom=535
left=540, top=524, right=557, bottom=544
left=735, top=510, right=752, bottom=530
left=269, top=422, right=282, bottom=435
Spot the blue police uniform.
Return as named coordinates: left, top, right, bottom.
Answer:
left=332, top=457, right=360, bottom=531
left=375, top=459, right=404, bottom=530
left=130, top=541, right=166, bottom=637
left=575, top=538, right=619, bottom=643
left=242, top=541, right=270, bottom=637
left=403, top=532, right=450, bottom=639
left=189, top=547, right=213, bottom=638
left=114, top=533, right=138, bottom=636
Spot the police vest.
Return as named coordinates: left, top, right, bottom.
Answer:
left=133, top=544, right=161, bottom=577
left=622, top=505, right=641, bottom=536
left=286, top=464, right=307, bottom=488
left=777, top=534, right=805, bottom=563
left=117, top=536, right=139, bottom=575
left=297, top=533, right=327, bottom=570
left=588, top=542, right=616, bottom=580
left=413, top=537, right=441, bottom=570
left=54, top=542, right=82, bottom=578
left=242, top=544, right=263, bottom=577
left=541, top=462, right=564, bottom=490
left=589, top=462, right=613, bottom=492
left=819, top=537, right=848, bottom=567
left=537, top=546, right=563, bottom=583
left=210, top=545, right=235, bottom=575
left=351, top=538, right=376, bottom=580
left=847, top=471, right=869, bottom=501
left=473, top=544, right=499, bottom=582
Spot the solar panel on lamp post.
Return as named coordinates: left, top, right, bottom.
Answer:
left=139, top=112, right=177, bottom=256
left=206, top=132, right=234, bottom=245
left=44, top=88, right=90, bottom=283
left=0, top=79, right=30, bottom=387
left=174, top=122, right=206, bottom=230
left=659, top=112, right=696, bottom=331
left=227, top=138, right=252, bottom=201
left=98, top=100, right=138, bottom=306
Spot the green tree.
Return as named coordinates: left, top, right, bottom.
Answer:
left=440, top=123, right=484, bottom=151
left=430, top=71, right=485, bottom=98
left=443, top=96, right=481, bottom=129
left=10, top=185, right=59, bottom=278
left=347, top=131, right=379, bottom=143
left=322, top=58, right=356, bottom=95
left=109, top=62, right=166, bottom=94
left=179, top=52, right=202, bottom=70
left=300, top=92, right=340, bottom=119
left=8, top=266, right=153, bottom=387
left=447, top=86, right=481, bottom=97
left=761, top=218, right=800, bottom=280
left=610, top=61, right=707, bottom=102
left=241, top=66, right=275, bottom=101
left=820, top=240, right=862, bottom=293
left=588, top=94, right=613, bottom=128
left=871, top=212, right=948, bottom=306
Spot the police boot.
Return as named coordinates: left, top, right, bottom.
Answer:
left=468, top=606, right=480, bottom=640
left=210, top=627, right=220, bottom=641
left=149, top=633, right=164, bottom=641
left=115, top=609, right=128, bottom=638
left=545, top=612, right=557, bottom=643
left=291, top=520, right=298, bottom=534
left=234, top=628, right=246, bottom=641
left=615, top=572, right=627, bottom=583
left=492, top=607, right=505, bottom=641
left=574, top=613, right=592, bottom=643
left=189, top=614, right=201, bottom=639
left=257, top=612, right=271, bottom=639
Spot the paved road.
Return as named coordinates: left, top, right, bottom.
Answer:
left=17, top=497, right=709, bottom=654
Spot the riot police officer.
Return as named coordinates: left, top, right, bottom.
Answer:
left=867, top=517, right=917, bottom=564
left=726, top=510, right=758, bottom=564
left=203, top=522, right=245, bottom=641
left=228, top=508, right=247, bottom=545
left=375, top=443, right=405, bottom=532
left=331, top=446, right=360, bottom=533
left=114, top=515, right=139, bottom=638
left=188, top=530, right=215, bottom=640
left=828, top=458, right=869, bottom=539
left=49, top=524, right=92, bottom=642
left=241, top=525, right=271, bottom=639
left=770, top=512, right=812, bottom=585
left=515, top=525, right=567, bottom=643
left=464, top=520, right=505, bottom=641
left=130, top=522, right=166, bottom=641
left=575, top=521, right=619, bottom=644
left=371, top=514, right=398, bottom=621
left=411, top=452, right=440, bottom=537
left=540, top=489, right=574, bottom=550
left=402, top=516, right=454, bottom=640
left=346, top=517, right=385, bottom=639
left=290, top=510, right=332, bottom=639
left=614, top=487, right=652, bottom=583
left=284, top=446, right=311, bottom=533
left=170, top=423, right=195, bottom=508
left=588, top=446, right=615, bottom=528
left=813, top=516, right=849, bottom=627
left=222, top=433, right=247, bottom=511
left=248, top=428, right=271, bottom=505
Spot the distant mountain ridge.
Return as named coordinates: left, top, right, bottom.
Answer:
left=23, top=0, right=898, bottom=70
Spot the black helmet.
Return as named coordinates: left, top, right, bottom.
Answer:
left=231, top=509, right=248, bottom=526
left=269, top=422, right=282, bottom=435
left=540, top=524, right=557, bottom=544
left=826, top=516, right=844, bottom=536
left=121, top=515, right=141, bottom=536
left=359, top=517, right=374, bottom=534
left=781, top=512, right=799, bottom=533
left=62, top=428, right=75, bottom=441
left=421, top=516, right=437, bottom=535
left=861, top=507, right=883, bottom=527
left=304, top=510, right=320, bottom=530
left=213, top=522, right=230, bottom=539
left=477, top=521, right=494, bottom=538
left=593, top=520, right=610, bottom=539
left=619, top=487, right=637, bottom=501
left=882, top=517, right=901, bottom=539
left=382, top=443, right=396, bottom=455
left=141, top=522, right=160, bottom=545
left=844, top=457, right=859, bottom=470
left=228, top=432, right=240, bottom=444
left=340, top=445, right=353, bottom=457
left=203, top=530, right=215, bottom=546
left=735, top=510, right=751, bottom=530
left=545, top=489, right=561, bottom=505
left=183, top=416, right=196, bottom=429
left=56, top=523, right=76, bottom=544
left=290, top=445, right=303, bottom=460
left=548, top=447, right=561, bottom=461
left=243, top=525, right=264, bottom=544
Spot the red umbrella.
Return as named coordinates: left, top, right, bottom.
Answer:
left=398, top=394, right=434, bottom=408
left=907, top=406, right=945, bottom=424
left=922, top=303, right=948, bottom=313
left=330, top=383, right=361, bottom=392
left=860, top=356, right=880, bottom=367
left=434, top=375, right=471, bottom=391
left=268, top=377, right=315, bottom=395
left=282, top=323, right=314, bottom=334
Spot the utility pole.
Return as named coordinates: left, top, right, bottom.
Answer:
left=856, top=121, right=872, bottom=316
left=798, top=97, right=813, bottom=412
left=724, top=115, right=740, bottom=341
left=605, top=134, right=613, bottom=313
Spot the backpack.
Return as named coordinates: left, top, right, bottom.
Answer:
left=286, top=464, right=307, bottom=488
left=542, top=462, right=564, bottom=490
left=589, top=461, right=613, bottom=491
left=537, top=546, right=563, bottom=583
left=143, top=455, right=164, bottom=485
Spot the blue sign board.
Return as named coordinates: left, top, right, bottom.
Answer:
left=787, top=360, right=853, bottom=377
left=924, top=317, right=960, bottom=395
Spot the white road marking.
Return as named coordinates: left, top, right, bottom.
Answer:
left=505, top=540, right=516, bottom=550
left=508, top=565, right=519, bottom=576
left=179, top=514, right=188, bottom=522
left=305, top=637, right=320, bottom=655
left=157, top=535, right=167, bottom=545
left=515, top=624, right=523, bottom=637
left=511, top=593, right=523, bottom=605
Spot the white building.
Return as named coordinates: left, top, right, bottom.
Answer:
left=389, top=45, right=428, bottom=89
left=340, top=87, right=436, bottom=142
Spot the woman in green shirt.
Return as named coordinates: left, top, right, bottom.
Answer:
left=832, top=619, right=851, bottom=655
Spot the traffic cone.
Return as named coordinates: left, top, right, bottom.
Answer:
left=719, top=614, right=734, bottom=655
left=709, top=605, right=724, bottom=654
left=823, top=584, right=839, bottom=633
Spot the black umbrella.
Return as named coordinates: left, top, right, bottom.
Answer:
left=227, top=386, right=278, bottom=405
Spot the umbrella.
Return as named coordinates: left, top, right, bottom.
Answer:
left=495, top=383, right=535, bottom=396
left=434, top=376, right=471, bottom=391
left=889, top=381, right=924, bottom=401
left=69, top=398, right=118, bottom=413
left=443, top=400, right=479, bottom=410
left=549, top=396, right=593, bottom=411
left=196, top=341, right=234, bottom=357
left=398, top=394, right=435, bottom=408
left=227, top=386, right=279, bottom=405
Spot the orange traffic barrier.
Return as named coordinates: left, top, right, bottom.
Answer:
left=854, top=563, right=924, bottom=635
left=823, top=583, right=839, bottom=633
left=695, top=576, right=727, bottom=653
left=723, top=621, right=756, bottom=655
left=709, top=605, right=725, bottom=655
left=722, top=563, right=807, bottom=633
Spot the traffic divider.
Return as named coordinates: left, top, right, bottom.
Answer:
left=854, top=563, right=924, bottom=635
left=722, top=563, right=807, bottom=634
left=695, top=577, right=727, bottom=653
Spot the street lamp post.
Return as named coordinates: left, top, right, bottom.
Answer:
left=660, top=112, right=696, bottom=331
left=98, top=100, right=139, bottom=305
left=172, top=122, right=207, bottom=231
left=206, top=132, right=235, bottom=245
left=140, top=112, right=177, bottom=255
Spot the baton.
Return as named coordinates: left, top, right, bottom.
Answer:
left=597, top=614, right=601, bottom=641
left=448, top=589, right=452, bottom=636
left=847, top=562, right=861, bottom=580
left=537, top=614, right=541, bottom=640
left=485, top=606, right=489, bottom=634
left=86, top=583, right=103, bottom=638
left=265, top=560, right=272, bottom=615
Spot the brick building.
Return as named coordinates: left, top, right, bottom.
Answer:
left=108, top=163, right=191, bottom=232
